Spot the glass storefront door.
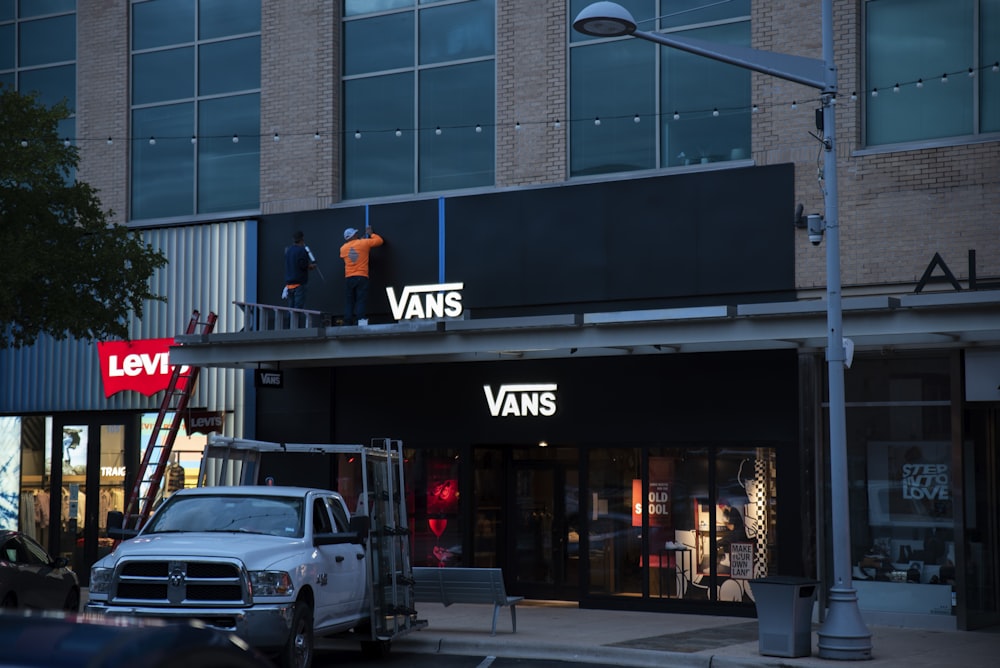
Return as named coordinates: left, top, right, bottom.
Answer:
left=963, top=406, right=1000, bottom=629
left=508, top=453, right=579, bottom=600
left=469, top=446, right=579, bottom=599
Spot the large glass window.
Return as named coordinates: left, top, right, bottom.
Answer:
left=639, top=446, right=774, bottom=603
left=0, top=1, right=76, bottom=143
left=130, top=0, right=260, bottom=220
left=865, top=0, right=1000, bottom=145
left=342, top=0, right=495, bottom=199
left=569, top=0, right=750, bottom=177
left=588, top=447, right=642, bottom=597
left=844, top=356, right=956, bottom=617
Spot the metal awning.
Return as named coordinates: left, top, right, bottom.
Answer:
left=170, top=290, right=1000, bottom=369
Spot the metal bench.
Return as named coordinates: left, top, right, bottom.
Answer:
left=411, top=567, right=524, bottom=635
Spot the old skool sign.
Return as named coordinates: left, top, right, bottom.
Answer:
left=97, top=338, right=190, bottom=398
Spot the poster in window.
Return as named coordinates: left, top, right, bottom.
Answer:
left=426, top=458, right=459, bottom=515
left=866, top=441, right=952, bottom=527
left=730, top=542, right=755, bottom=580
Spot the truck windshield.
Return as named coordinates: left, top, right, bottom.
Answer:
left=144, top=495, right=304, bottom=538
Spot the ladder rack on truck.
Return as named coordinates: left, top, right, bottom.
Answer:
left=198, top=435, right=426, bottom=647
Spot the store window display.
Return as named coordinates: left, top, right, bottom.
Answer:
left=845, top=356, right=956, bottom=619
left=645, top=447, right=777, bottom=603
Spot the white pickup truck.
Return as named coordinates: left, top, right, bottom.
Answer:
left=86, top=485, right=377, bottom=668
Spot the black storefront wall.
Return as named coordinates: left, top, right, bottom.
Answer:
left=257, top=164, right=796, bottom=321
left=329, top=352, right=799, bottom=447
left=318, top=351, right=804, bottom=583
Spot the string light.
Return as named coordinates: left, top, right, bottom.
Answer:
left=20, top=139, right=28, bottom=147
left=40, top=62, right=1000, bottom=145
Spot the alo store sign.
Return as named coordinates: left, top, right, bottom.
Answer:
left=97, top=339, right=189, bottom=398
left=387, top=282, right=463, bottom=320
left=483, top=383, right=557, bottom=417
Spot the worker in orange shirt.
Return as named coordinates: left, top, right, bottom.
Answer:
left=340, top=225, right=384, bottom=326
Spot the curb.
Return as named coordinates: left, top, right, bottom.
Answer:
left=391, top=636, right=715, bottom=668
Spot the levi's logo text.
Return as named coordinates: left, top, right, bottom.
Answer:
left=183, top=410, right=225, bottom=435
left=386, top=282, right=463, bottom=320
left=483, top=383, right=558, bottom=417
left=97, top=339, right=189, bottom=398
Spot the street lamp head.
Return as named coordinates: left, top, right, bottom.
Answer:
left=573, top=1, right=637, bottom=37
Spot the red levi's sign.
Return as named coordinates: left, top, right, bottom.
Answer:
left=97, top=338, right=190, bottom=398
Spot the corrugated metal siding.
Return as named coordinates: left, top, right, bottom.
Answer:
left=0, top=220, right=255, bottom=437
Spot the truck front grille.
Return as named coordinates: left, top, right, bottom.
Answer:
left=111, top=559, right=247, bottom=606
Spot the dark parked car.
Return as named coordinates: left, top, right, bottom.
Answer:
left=0, top=530, right=80, bottom=611
left=0, top=611, right=275, bottom=668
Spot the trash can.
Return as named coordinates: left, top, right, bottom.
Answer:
left=748, top=576, right=819, bottom=658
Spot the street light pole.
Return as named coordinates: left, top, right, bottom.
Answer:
left=573, top=2, right=871, bottom=660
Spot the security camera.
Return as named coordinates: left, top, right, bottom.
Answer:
left=806, top=214, right=825, bottom=246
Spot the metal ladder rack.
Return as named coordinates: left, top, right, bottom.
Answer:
left=366, top=438, right=418, bottom=637
left=122, top=310, right=217, bottom=531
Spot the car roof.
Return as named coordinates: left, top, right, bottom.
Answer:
left=171, top=485, right=340, bottom=497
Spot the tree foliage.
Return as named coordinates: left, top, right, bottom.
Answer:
left=0, top=87, right=167, bottom=349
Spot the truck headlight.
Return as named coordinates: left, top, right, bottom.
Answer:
left=249, top=570, right=294, bottom=597
left=89, top=567, right=113, bottom=597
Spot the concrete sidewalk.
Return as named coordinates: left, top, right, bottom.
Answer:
left=359, top=600, right=1000, bottom=668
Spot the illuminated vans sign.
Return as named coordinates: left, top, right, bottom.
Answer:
left=387, top=282, right=463, bottom=321
left=483, top=383, right=558, bottom=417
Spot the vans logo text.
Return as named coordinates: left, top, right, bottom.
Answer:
left=483, top=384, right=558, bottom=417
left=387, top=283, right=464, bottom=320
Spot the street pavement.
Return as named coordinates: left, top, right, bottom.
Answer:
left=347, top=600, right=1000, bottom=668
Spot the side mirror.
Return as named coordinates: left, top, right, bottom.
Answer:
left=105, top=511, right=138, bottom=541
left=349, top=514, right=370, bottom=538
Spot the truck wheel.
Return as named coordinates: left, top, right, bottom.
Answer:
left=277, top=601, right=314, bottom=668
